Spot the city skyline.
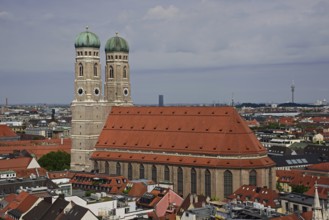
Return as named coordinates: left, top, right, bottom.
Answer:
left=1, top=0, right=329, bottom=105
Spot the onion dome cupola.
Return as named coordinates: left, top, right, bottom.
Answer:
left=74, top=26, right=101, bottom=49
left=105, top=33, right=129, bottom=53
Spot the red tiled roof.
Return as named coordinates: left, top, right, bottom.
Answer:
left=307, top=162, right=329, bottom=172
left=96, top=107, right=267, bottom=156
left=47, top=170, right=75, bottom=179
left=271, top=211, right=313, bottom=220
left=304, top=185, right=329, bottom=200
left=276, top=169, right=329, bottom=191
left=14, top=168, right=47, bottom=178
left=0, top=139, right=71, bottom=159
left=227, top=185, right=279, bottom=208
left=93, top=107, right=275, bottom=168
left=0, top=157, right=32, bottom=170
left=3, top=192, right=29, bottom=213
left=126, top=182, right=149, bottom=197
left=0, top=125, right=17, bottom=138
left=70, top=173, right=127, bottom=194
left=15, top=194, right=39, bottom=213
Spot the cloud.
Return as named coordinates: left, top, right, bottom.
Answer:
left=0, top=11, right=13, bottom=21
left=143, top=5, right=179, bottom=20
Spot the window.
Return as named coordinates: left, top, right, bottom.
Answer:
left=123, top=66, right=127, bottom=78
left=152, top=165, right=157, bottom=182
left=224, top=170, right=233, bottom=198
left=249, top=170, right=257, bottom=186
left=94, top=161, right=98, bottom=171
left=128, top=163, right=132, bottom=180
left=94, top=63, right=98, bottom=76
left=109, top=66, right=114, bottom=78
left=205, top=169, right=211, bottom=197
left=116, top=162, right=121, bottom=176
left=177, top=167, right=183, bottom=195
left=79, top=63, right=83, bottom=76
left=140, top=164, right=145, bottom=179
left=105, top=162, right=109, bottom=174
left=164, top=166, right=170, bottom=181
left=191, top=168, right=197, bottom=194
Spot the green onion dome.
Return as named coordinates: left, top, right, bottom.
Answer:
left=105, top=33, right=129, bottom=53
left=74, top=26, right=100, bottom=49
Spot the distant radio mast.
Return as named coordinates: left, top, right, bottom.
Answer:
left=291, top=81, right=295, bottom=103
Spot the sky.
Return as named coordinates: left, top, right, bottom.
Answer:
left=0, top=0, right=329, bottom=105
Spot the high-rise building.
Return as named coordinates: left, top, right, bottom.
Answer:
left=159, top=95, right=164, bottom=106
left=291, top=81, right=295, bottom=103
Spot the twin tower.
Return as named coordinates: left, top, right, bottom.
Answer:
left=70, top=27, right=132, bottom=171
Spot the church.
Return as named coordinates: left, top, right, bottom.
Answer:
left=70, top=28, right=276, bottom=199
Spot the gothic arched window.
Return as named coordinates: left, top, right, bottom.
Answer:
left=105, top=162, right=109, bottom=174
left=123, top=66, right=127, bottom=78
left=205, top=169, right=211, bottom=197
left=152, top=165, right=157, bottom=183
left=116, top=162, right=121, bottom=176
left=128, top=163, right=132, bottom=180
left=79, top=63, right=83, bottom=76
left=177, top=167, right=183, bottom=195
left=140, top=164, right=145, bottom=179
left=109, top=66, right=114, bottom=78
left=224, top=170, right=233, bottom=198
left=94, top=63, right=98, bottom=77
left=164, top=166, right=170, bottom=181
left=249, top=170, right=257, bottom=186
left=191, top=168, right=197, bottom=194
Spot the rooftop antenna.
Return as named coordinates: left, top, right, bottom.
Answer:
left=291, top=81, right=295, bottom=103
left=231, top=92, right=235, bottom=107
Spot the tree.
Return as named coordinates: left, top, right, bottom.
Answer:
left=291, top=184, right=309, bottom=194
left=38, top=151, right=70, bottom=171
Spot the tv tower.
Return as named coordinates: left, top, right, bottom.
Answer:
left=291, top=81, right=295, bottom=103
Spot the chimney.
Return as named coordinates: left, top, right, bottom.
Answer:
left=190, top=194, right=193, bottom=204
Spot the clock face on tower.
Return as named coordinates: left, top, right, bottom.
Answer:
left=77, top=87, right=84, bottom=96
left=94, top=87, right=100, bottom=96
left=123, top=88, right=129, bottom=96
